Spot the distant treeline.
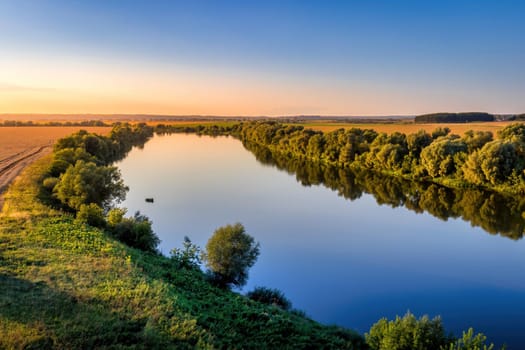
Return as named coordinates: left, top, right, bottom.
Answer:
left=415, top=112, right=494, bottom=123
left=156, top=121, right=525, bottom=196
left=0, top=120, right=109, bottom=127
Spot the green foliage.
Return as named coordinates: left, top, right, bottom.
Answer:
left=445, top=328, right=499, bottom=350
left=420, top=137, right=467, bottom=177
left=461, top=130, right=493, bottom=153
left=407, top=130, right=432, bottom=157
left=49, top=147, right=96, bottom=177
left=75, top=203, right=106, bottom=228
left=170, top=236, right=202, bottom=269
left=106, top=207, right=127, bottom=226
left=246, top=286, right=292, bottom=310
left=108, top=211, right=160, bottom=253
left=463, top=140, right=524, bottom=186
left=42, top=176, right=59, bottom=191
left=432, top=127, right=452, bottom=139
left=53, top=160, right=128, bottom=211
left=366, top=312, right=451, bottom=350
left=204, top=223, right=260, bottom=289
left=366, top=313, right=502, bottom=350
left=498, top=123, right=525, bottom=143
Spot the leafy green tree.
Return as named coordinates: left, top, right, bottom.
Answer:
left=53, top=160, right=128, bottom=211
left=204, top=223, right=260, bottom=288
left=407, top=130, right=432, bottom=157
left=463, top=140, right=524, bottom=186
left=461, top=130, right=493, bottom=153
left=366, top=312, right=450, bottom=350
left=420, top=137, right=467, bottom=177
left=48, top=147, right=96, bottom=177
left=306, top=134, right=325, bottom=160
left=498, top=123, right=525, bottom=143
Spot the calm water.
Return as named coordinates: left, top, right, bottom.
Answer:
left=117, top=134, right=525, bottom=348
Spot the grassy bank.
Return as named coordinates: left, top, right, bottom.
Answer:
left=0, top=155, right=364, bottom=348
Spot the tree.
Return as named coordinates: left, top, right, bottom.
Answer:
left=53, top=160, right=128, bottom=211
left=463, top=140, right=523, bottom=186
left=420, top=137, right=467, bottom=177
left=366, top=312, right=450, bottom=350
left=204, top=223, right=260, bottom=288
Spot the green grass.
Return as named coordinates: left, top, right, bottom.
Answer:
left=0, top=156, right=365, bottom=349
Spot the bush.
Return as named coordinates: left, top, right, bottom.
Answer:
left=170, top=236, right=201, bottom=270
left=246, top=286, right=292, bottom=310
left=42, top=177, right=59, bottom=191
left=366, top=312, right=450, bottom=350
left=445, top=328, right=497, bottom=350
left=203, top=223, right=260, bottom=289
left=75, top=203, right=106, bottom=228
left=108, top=211, right=160, bottom=253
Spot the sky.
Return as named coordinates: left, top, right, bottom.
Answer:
left=0, top=0, right=524, bottom=116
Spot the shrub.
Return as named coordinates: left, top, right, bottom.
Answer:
left=366, top=312, right=450, bottom=350
left=445, top=328, right=497, bottom=350
left=75, top=203, right=106, bottom=228
left=170, top=236, right=202, bottom=270
left=109, top=211, right=160, bottom=253
left=246, top=286, right=292, bottom=310
left=42, top=177, right=59, bottom=191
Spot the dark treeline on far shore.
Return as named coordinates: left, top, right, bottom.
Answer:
left=414, top=112, right=525, bottom=123
left=0, top=119, right=110, bottom=127
left=415, top=112, right=495, bottom=123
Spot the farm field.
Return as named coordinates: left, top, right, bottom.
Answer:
left=298, top=121, right=519, bottom=136
left=0, top=127, right=111, bottom=209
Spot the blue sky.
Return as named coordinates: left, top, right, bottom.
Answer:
left=1, top=0, right=524, bottom=115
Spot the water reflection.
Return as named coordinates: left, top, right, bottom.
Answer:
left=243, top=141, right=525, bottom=240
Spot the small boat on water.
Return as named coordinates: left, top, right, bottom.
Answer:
left=145, top=198, right=154, bottom=203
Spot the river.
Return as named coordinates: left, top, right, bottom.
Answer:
left=117, top=133, right=525, bottom=348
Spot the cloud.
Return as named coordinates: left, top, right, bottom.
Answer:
left=0, top=82, right=55, bottom=92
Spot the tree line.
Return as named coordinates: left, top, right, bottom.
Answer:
left=414, top=112, right=495, bottom=123
left=0, top=119, right=109, bottom=127
left=185, top=121, right=524, bottom=195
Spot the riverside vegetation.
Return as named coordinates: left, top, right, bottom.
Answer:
left=0, top=122, right=503, bottom=348
left=158, top=120, right=525, bottom=196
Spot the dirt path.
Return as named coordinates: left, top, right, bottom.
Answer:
left=0, top=145, right=52, bottom=211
